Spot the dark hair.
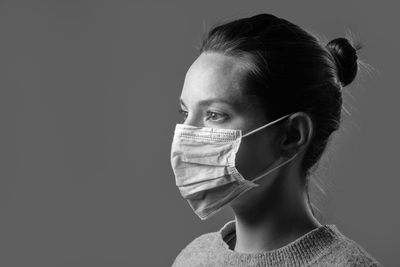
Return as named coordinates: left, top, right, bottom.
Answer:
left=199, top=13, right=361, bottom=216
left=200, top=13, right=361, bottom=175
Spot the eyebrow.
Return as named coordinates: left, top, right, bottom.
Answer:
left=179, top=97, right=236, bottom=108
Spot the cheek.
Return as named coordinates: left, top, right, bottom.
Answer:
left=235, top=134, right=279, bottom=180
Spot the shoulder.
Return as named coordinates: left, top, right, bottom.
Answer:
left=314, top=229, right=382, bottom=267
left=171, top=231, right=220, bottom=267
left=341, top=238, right=382, bottom=267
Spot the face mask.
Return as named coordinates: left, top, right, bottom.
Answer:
left=170, top=113, right=298, bottom=220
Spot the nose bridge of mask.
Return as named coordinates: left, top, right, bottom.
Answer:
left=241, top=113, right=292, bottom=138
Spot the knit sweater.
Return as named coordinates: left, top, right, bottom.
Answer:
left=172, top=220, right=382, bottom=267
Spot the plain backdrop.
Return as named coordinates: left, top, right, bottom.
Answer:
left=0, top=0, right=398, bottom=266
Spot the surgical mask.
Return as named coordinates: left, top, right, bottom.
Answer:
left=170, top=113, right=298, bottom=220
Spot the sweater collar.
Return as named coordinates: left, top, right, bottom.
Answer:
left=218, top=220, right=343, bottom=266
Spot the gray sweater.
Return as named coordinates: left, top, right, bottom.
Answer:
left=172, top=220, right=382, bottom=266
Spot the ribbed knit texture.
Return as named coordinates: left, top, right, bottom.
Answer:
left=172, top=220, right=382, bottom=267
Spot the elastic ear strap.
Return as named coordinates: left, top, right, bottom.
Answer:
left=242, top=114, right=292, bottom=138
left=250, top=153, right=298, bottom=183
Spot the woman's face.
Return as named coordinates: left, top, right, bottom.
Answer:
left=179, top=52, right=285, bottom=207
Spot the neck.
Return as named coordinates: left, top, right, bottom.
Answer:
left=230, top=170, right=322, bottom=253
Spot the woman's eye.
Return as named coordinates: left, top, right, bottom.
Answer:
left=178, top=108, right=228, bottom=123
left=206, top=111, right=227, bottom=122
left=178, top=108, right=188, bottom=121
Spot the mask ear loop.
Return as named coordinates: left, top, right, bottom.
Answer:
left=242, top=113, right=293, bottom=138
left=240, top=112, right=298, bottom=183
left=250, top=153, right=299, bottom=183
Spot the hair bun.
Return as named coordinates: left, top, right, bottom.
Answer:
left=326, top=37, right=360, bottom=87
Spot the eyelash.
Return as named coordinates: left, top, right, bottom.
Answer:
left=178, top=108, right=228, bottom=122
left=178, top=108, right=188, bottom=121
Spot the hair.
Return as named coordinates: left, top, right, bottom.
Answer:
left=199, top=13, right=361, bottom=215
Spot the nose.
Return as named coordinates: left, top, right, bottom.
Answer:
left=182, top=113, right=204, bottom=127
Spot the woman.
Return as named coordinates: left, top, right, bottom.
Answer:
left=170, top=13, right=382, bottom=266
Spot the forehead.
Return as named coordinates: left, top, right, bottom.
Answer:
left=181, top=52, right=249, bottom=108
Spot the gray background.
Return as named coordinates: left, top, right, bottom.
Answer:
left=0, top=1, right=398, bottom=266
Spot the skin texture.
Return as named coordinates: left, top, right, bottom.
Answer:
left=179, top=52, right=322, bottom=253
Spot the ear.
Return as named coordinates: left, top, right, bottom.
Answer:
left=280, top=112, right=314, bottom=157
